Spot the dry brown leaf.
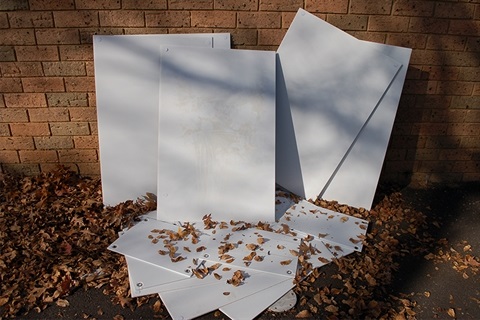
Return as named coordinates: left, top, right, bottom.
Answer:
left=447, top=308, right=456, bottom=318
left=56, top=299, right=69, bottom=308
left=295, top=309, right=312, bottom=318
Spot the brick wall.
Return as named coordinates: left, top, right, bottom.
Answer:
left=0, top=0, right=479, bottom=187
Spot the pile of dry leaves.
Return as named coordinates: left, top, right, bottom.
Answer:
left=0, top=167, right=478, bottom=319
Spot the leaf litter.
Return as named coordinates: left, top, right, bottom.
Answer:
left=0, top=167, right=478, bottom=319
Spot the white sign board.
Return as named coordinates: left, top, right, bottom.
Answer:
left=157, top=47, right=276, bottom=222
left=276, top=9, right=400, bottom=200
left=93, top=33, right=230, bottom=206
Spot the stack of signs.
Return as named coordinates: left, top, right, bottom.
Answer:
left=94, top=9, right=410, bottom=320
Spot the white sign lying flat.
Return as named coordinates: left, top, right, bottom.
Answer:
left=320, top=43, right=412, bottom=210
left=93, top=33, right=230, bottom=207
left=157, top=47, right=276, bottom=222
left=276, top=9, right=400, bottom=200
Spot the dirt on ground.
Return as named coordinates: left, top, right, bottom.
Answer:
left=0, top=168, right=478, bottom=319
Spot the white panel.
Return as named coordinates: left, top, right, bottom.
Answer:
left=108, top=219, right=199, bottom=277
left=277, top=200, right=368, bottom=252
left=157, top=47, right=276, bottom=222
left=125, top=256, right=188, bottom=297
left=320, top=44, right=412, bottom=209
left=93, top=33, right=231, bottom=206
left=159, top=271, right=289, bottom=320
left=199, top=227, right=299, bottom=277
left=219, top=279, right=294, bottom=319
left=276, top=9, right=400, bottom=200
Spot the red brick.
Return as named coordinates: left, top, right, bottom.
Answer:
left=258, top=28, right=286, bottom=46
left=0, top=123, right=9, bottom=136
left=77, top=162, right=100, bottom=176
left=2, top=163, right=40, bottom=176
left=19, top=150, right=58, bottom=163
left=460, top=136, right=480, bottom=149
left=214, top=0, right=257, bottom=10
left=421, top=66, right=457, bottom=82
left=465, top=110, right=480, bottom=122
left=407, top=148, right=440, bottom=161
left=40, top=163, right=78, bottom=174
left=0, top=29, right=35, bottom=45
left=392, top=0, right=434, bottom=17
left=1, top=62, right=44, bottom=77
left=466, top=37, right=480, bottom=52
left=58, top=149, right=97, bottom=162
left=50, top=122, right=90, bottom=135
left=449, top=20, right=480, bottom=36
left=191, top=11, right=236, bottom=28
left=327, top=14, right=368, bottom=31
left=0, top=13, right=9, bottom=28
left=426, top=35, right=467, bottom=51
left=350, top=0, right=392, bottom=14
left=418, top=160, right=454, bottom=173
left=89, top=122, right=98, bottom=135
left=348, top=31, right=386, bottom=43
left=124, top=27, right=169, bottom=34
left=99, top=10, right=144, bottom=27
left=435, top=2, right=475, bottom=19
left=8, top=11, right=53, bottom=28
left=0, top=46, right=15, bottom=62
left=238, top=12, right=281, bottom=28
left=29, top=0, right=74, bottom=10
left=261, top=0, right=302, bottom=11
left=15, top=46, right=58, bottom=62
left=36, top=28, right=80, bottom=45
left=69, top=107, right=97, bottom=121
left=79, top=28, right=123, bottom=44
left=452, top=160, right=479, bottom=173
left=168, top=27, right=213, bottom=34
left=0, top=108, right=28, bottom=122
left=88, top=93, right=96, bottom=107
left=411, top=123, right=448, bottom=135
left=387, top=34, right=427, bottom=49
left=53, top=11, right=98, bottom=28
left=448, top=123, right=480, bottom=135
left=423, top=109, right=467, bottom=123
left=429, top=172, right=463, bottom=183
left=455, top=67, right=480, bottom=82
left=74, top=135, right=98, bottom=148
left=59, top=45, right=93, bottom=61
left=368, top=16, right=409, bottom=32
left=409, top=18, right=449, bottom=34
left=0, top=0, right=29, bottom=10
left=0, top=137, right=34, bottom=150
left=415, top=95, right=452, bottom=109
left=10, top=123, right=50, bottom=136
left=64, top=77, right=95, bottom=92
left=168, top=0, right=209, bottom=9
left=43, top=61, right=86, bottom=76
left=29, top=108, right=70, bottom=122
left=437, top=81, right=473, bottom=95
left=451, top=96, right=480, bottom=109
left=85, top=61, right=94, bottom=76
left=75, top=0, right=120, bottom=9
left=425, top=136, right=461, bottom=149
left=145, top=11, right=190, bottom=27
left=463, top=172, right=480, bottom=182
left=403, top=79, right=437, bottom=95
left=216, top=28, right=257, bottom=46
left=47, top=93, right=88, bottom=107
left=22, top=77, right=65, bottom=92
left=0, top=151, right=19, bottom=163
left=383, top=159, right=418, bottom=173
left=4, top=93, right=47, bottom=108
left=443, top=52, right=478, bottom=67
left=305, top=0, right=348, bottom=13
left=281, top=12, right=296, bottom=28
left=34, top=136, right=73, bottom=149
left=0, top=78, right=22, bottom=93
left=439, top=149, right=471, bottom=161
